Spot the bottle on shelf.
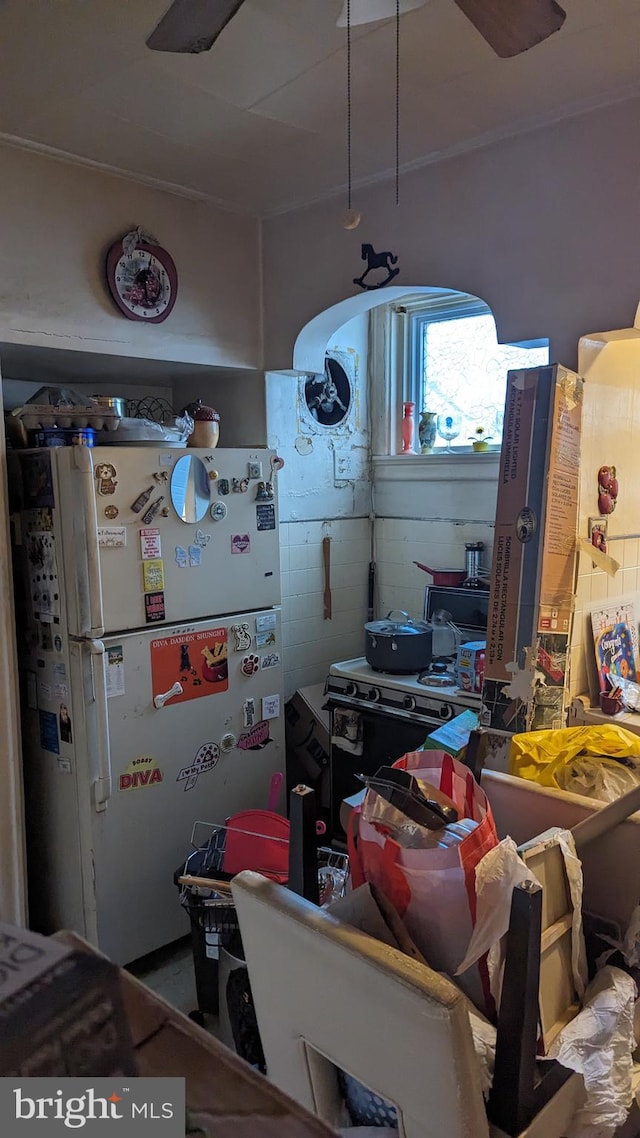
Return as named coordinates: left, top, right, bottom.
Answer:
left=401, top=401, right=416, bottom=454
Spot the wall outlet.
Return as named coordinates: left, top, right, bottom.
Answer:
left=334, top=450, right=357, bottom=481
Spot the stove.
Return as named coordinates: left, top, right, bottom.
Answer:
left=326, top=657, right=480, bottom=725
left=324, top=585, right=488, bottom=844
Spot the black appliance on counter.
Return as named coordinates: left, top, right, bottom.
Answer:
left=325, top=585, right=489, bottom=844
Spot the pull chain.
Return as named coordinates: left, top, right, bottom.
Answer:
left=347, top=0, right=352, bottom=211
left=343, top=0, right=360, bottom=228
left=395, top=0, right=400, bottom=206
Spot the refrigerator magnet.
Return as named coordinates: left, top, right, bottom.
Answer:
left=175, top=545, right=188, bottom=567
left=231, top=534, right=251, bottom=555
left=237, top=720, right=271, bottom=750
left=176, top=742, right=220, bottom=792
left=231, top=623, right=251, bottom=651
left=140, top=527, right=162, bottom=559
left=261, top=694, right=280, bottom=720
left=243, top=698, right=255, bottom=727
left=194, top=529, right=211, bottom=548
left=119, top=755, right=164, bottom=791
left=256, top=503, right=276, bottom=531
left=145, top=591, right=166, bottom=623
left=256, top=629, right=276, bottom=649
left=261, top=653, right=280, bottom=670
left=142, top=559, right=165, bottom=592
left=256, top=612, right=277, bottom=633
left=210, top=501, right=227, bottom=522
left=241, top=654, right=260, bottom=677
left=188, top=545, right=201, bottom=567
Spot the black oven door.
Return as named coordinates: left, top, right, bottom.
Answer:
left=326, top=702, right=432, bottom=845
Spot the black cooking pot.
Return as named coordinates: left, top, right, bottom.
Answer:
left=364, top=610, right=433, bottom=675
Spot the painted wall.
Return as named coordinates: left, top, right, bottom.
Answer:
left=265, top=313, right=372, bottom=696
left=0, top=143, right=261, bottom=369
left=262, top=97, right=640, bottom=375
left=569, top=321, right=640, bottom=704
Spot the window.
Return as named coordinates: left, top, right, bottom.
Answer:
left=407, top=294, right=549, bottom=449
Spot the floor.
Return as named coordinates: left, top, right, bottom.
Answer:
left=126, top=934, right=221, bottom=1037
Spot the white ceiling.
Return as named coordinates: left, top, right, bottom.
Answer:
left=0, top=0, right=638, bottom=217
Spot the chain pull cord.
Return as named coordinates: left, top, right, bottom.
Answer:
left=395, top=0, right=400, bottom=206
left=347, top=0, right=352, bottom=212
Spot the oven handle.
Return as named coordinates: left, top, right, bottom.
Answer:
left=324, top=695, right=455, bottom=725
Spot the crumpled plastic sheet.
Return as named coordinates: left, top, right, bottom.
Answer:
left=455, top=830, right=588, bottom=1010
left=555, top=754, right=640, bottom=804
left=547, top=965, right=637, bottom=1138
left=598, top=901, right=640, bottom=970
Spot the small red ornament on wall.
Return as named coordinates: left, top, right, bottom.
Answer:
left=597, top=465, right=619, bottom=515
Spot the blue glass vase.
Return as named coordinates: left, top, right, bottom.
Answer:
left=418, top=410, right=438, bottom=454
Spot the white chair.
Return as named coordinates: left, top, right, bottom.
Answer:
left=231, top=870, right=588, bottom=1138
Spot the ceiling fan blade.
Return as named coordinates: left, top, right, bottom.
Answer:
left=146, top=0, right=247, bottom=54
left=454, top=0, right=566, bottom=58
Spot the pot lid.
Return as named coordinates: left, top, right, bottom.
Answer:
left=365, top=610, right=431, bottom=637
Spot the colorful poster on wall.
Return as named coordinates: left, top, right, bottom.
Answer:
left=150, top=627, right=228, bottom=704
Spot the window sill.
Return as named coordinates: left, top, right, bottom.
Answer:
left=372, top=452, right=500, bottom=483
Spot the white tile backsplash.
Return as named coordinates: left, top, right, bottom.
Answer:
left=280, top=516, right=370, bottom=698
left=279, top=467, right=498, bottom=699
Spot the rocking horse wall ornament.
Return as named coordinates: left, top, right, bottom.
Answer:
left=353, top=243, right=400, bottom=290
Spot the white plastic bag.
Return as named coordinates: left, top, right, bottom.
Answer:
left=548, top=965, right=637, bottom=1138
left=456, top=830, right=587, bottom=1010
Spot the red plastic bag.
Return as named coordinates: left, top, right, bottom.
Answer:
left=349, top=750, right=498, bottom=1014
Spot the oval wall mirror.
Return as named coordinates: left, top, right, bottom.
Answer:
left=170, top=454, right=210, bottom=523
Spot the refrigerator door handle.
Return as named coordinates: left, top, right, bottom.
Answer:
left=75, top=446, right=105, bottom=638
left=90, top=639, right=112, bottom=812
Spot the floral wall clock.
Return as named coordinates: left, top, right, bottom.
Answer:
left=105, top=226, right=178, bottom=323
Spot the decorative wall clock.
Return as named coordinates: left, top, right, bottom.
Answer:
left=105, top=226, right=178, bottom=323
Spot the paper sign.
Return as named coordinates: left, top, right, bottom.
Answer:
left=262, top=694, right=280, bottom=720
left=106, top=644, right=125, bottom=698
left=25, top=669, right=37, bottom=705
left=150, top=627, right=228, bottom=704
left=39, top=709, right=59, bottom=754
left=38, top=680, right=52, bottom=703
left=143, top=558, right=165, bottom=592
left=140, top=528, right=162, bottom=559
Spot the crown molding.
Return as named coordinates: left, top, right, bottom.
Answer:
left=0, top=131, right=258, bottom=218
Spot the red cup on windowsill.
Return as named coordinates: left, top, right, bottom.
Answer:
left=599, top=690, right=624, bottom=716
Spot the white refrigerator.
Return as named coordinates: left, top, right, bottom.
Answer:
left=10, top=444, right=284, bottom=964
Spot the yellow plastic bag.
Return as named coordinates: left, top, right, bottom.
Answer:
left=509, top=725, right=640, bottom=788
